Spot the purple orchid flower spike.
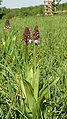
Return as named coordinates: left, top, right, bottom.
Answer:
left=4, top=19, right=11, bottom=29
left=23, top=27, right=32, bottom=43
left=32, top=25, right=40, bottom=45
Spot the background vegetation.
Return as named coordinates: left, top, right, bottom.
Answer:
left=0, top=2, right=67, bottom=19
left=0, top=2, right=67, bottom=119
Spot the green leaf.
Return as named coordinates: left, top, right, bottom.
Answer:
left=34, top=68, right=39, bottom=101
left=23, top=79, right=35, bottom=111
left=39, top=77, right=59, bottom=100
left=26, top=67, right=33, bottom=87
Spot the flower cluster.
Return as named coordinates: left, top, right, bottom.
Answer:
left=22, top=25, right=40, bottom=45
left=23, top=27, right=32, bottom=43
left=4, top=19, right=11, bottom=29
left=32, top=25, right=40, bottom=45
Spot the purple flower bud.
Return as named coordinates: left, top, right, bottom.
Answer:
left=4, top=19, right=11, bottom=29
left=32, top=25, right=40, bottom=44
left=23, top=27, right=31, bottom=43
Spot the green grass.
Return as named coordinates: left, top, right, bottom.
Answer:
left=0, top=14, right=67, bottom=119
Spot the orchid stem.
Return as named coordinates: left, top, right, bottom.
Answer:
left=26, top=42, right=28, bottom=78
left=34, top=44, right=37, bottom=73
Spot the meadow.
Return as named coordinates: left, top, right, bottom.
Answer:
left=0, top=14, right=67, bottom=119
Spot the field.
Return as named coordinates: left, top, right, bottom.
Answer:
left=0, top=14, right=67, bottom=119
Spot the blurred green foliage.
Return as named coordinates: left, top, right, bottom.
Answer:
left=0, top=2, right=67, bottom=19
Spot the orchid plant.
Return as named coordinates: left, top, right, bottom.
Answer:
left=22, top=27, right=32, bottom=78
left=19, top=25, right=59, bottom=118
left=4, top=19, right=11, bottom=29
left=32, top=25, right=40, bottom=73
